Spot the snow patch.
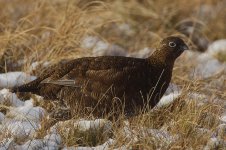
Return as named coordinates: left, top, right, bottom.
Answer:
left=204, top=137, right=225, bottom=150
left=2, top=119, right=40, bottom=139
left=0, top=112, right=5, bottom=123
left=207, top=39, right=226, bottom=56
left=63, top=138, right=114, bottom=150
left=50, top=119, right=112, bottom=134
left=0, top=89, right=24, bottom=107
left=43, top=133, right=61, bottom=149
left=128, top=47, right=153, bottom=58
left=7, top=99, right=46, bottom=121
left=17, top=139, right=44, bottom=150
left=146, top=128, right=178, bottom=145
left=81, top=36, right=127, bottom=57
left=156, top=91, right=181, bottom=108
left=0, top=138, right=15, bottom=150
left=165, top=83, right=181, bottom=95
left=220, top=114, right=226, bottom=123
left=0, top=72, right=36, bottom=88
left=81, top=36, right=154, bottom=58
left=192, top=53, right=226, bottom=78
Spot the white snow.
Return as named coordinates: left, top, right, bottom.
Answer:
left=207, top=39, right=226, bottom=56
left=81, top=36, right=127, bottom=57
left=1, top=99, right=45, bottom=139
left=0, top=112, right=5, bottom=123
left=74, top=119, right=112, bottom=132
left=15, top=133, right=62, bottom=150
left=43, top=133, right=62, bottom=149
left=7, top=99, right=46, bottom=121
left=145, top=128, right=178, bottom=145
left=14, top=133, right=61, bottom=150
left=16, top=139, right=44, bottom=150
left=156, top=91, right=181, bottom=108
left=204, top=137, right=224, bottom=150
left=0, top=138, right=15, bottom=150
left=2, top=119, right=40, bottom=139
left=187, top=92, right=209, bottom=106
left=50, top=119, right=112, bottom=134
left=220, top=114, right=226, bottom=123
left=0, top=89, right=24, bottom=107
left=118, top=23, right=134, bottom=35
left=63, top=138, right=115, bottom=150
left=0, top=88, right=46, bottom=141
left=81, top=36, right=153, bottom=58
left=0, top=72, right=36, bottom=88
left=192, top=53, right=226, bottom=78
left=165, top=83, right=181, bottom=95
left=29, top=61, right=51, bottom=73
left=191, top=39, right=226, bottom=79
left=128, top=47, right=153, bottom=58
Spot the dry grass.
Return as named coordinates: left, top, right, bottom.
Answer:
left=0, top=0, right=225, bottom=149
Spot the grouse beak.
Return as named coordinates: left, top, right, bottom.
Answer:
left=181, top=44, right=189, bottom=51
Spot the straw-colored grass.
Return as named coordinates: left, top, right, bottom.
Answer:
left=0, top=0, right=225, bottom=149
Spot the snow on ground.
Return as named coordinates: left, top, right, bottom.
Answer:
left=220, top=113, right=226, bottom=123
left=0, top=90, right=46, bottom=140
left=207, top=39, right=226, bottom=55
left=0, top=138, right=15, bottom=150
left=156, top=92, right=181, bottom=108
left=0, top=112, right=4, bottom=123
left=29, top=61, right=50, bottom=73
left=187, top=39, right=226, bottom=79
left=7, top=99, right=45, bottom=121
left=204, top=137, right=225, bottom=150
left=50, top=119, right=112, bottom=135
left=62, top=139, right=115, bottom=150
left=128, top=47, right=153, bottom=58
left=0, top=89, right=24, bottom=107
left=81, top=36, right=128, bottom=57
left=0, top=72, right=36, bottom=88
left=81, top=36, right=153, bottom=58
left=3, top=119, right=40, bottom=139
left=194, top=53, right=226, bottom=78
left=120, top=121, right=178, bottom=149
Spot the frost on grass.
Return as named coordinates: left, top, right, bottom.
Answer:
left=0, top=72, right=36, bottom=88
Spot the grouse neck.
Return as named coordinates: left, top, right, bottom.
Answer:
left=148, top=49, right=175, bottom=68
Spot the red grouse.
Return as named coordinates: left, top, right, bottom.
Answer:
left=12, top=36, right=188, bottom=118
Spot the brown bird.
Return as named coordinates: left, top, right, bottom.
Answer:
left=12, top=36, right=188, bottom=119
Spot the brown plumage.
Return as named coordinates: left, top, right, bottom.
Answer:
left=12, top=36, right=188, bottom=118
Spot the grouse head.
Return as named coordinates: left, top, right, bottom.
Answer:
left=152, top=36, right=189, bottom=64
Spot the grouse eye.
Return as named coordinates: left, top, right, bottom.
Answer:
left=169, top=42, right=176, bottom=48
